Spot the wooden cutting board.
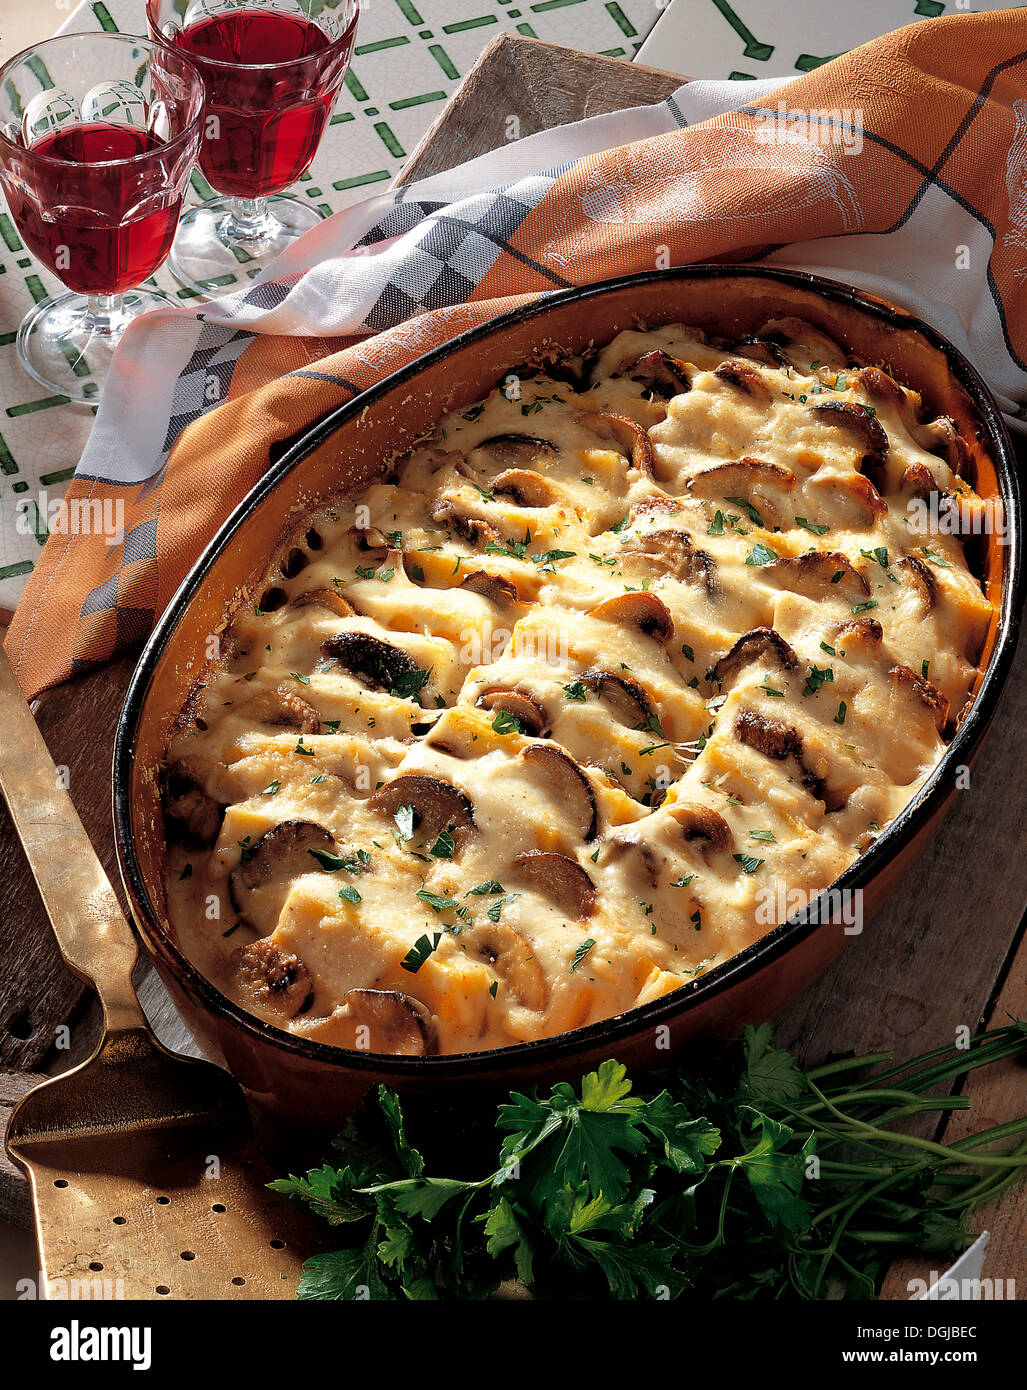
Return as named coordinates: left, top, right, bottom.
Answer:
left=2, top=34, right=1026, bottom=1294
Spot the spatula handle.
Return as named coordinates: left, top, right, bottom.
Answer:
left=0, top=644, right=145, bottom=1033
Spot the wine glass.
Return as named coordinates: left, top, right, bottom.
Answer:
left=0, top=34, right=204, bottom=402
left=147, top=0, right=359, bottom=298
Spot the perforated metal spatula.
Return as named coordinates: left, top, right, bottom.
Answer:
left=0, top=645, right=325, bottom=1299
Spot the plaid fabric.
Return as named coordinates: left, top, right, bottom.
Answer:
left=7, top=11, right=1027, bottom=697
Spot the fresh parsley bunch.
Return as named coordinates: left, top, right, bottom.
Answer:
left=270, top=1022, right=1027, bottom=1301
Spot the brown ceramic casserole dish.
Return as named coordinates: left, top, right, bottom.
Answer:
left=113, top=266, right=1023, bottom=1132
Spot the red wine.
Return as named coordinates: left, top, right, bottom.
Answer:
left=172, top=9, right=355, bottom=199
left=8, top=122, right=181, bottom=294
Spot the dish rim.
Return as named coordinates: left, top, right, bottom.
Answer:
left=113, top=263, right=1024, bottom=1076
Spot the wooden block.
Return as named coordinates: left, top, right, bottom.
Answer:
left=399, top=34, right=686, bottom=186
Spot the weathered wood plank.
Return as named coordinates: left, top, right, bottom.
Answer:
left=398, top=34, right=685, bottom=187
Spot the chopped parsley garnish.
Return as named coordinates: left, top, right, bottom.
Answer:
left=391, top=667, right=430, bottom=701
left=749, top=829, right=777, bottom=843
left=563, top=680, right=587, bottom=702
left=725, top=496, right=765, bottom=527
left=259, top=779, right=281, bottom=796
left=337, top=885, right=362, bottom=905
left=745, top=543, right=778, bottom=567
left=570, top=938, right=596, bottom=973
left=802, top=664, right=834, bottom=697
left=491, top=709, right=525, bottom=736
left=416, top=890, right=459, bottom=914
left=851, top=600, right=879, bottom=614
left=430, top=829, right=456, bottom=859
left=465, top=881, right=505, bottom=896
left=835, top=701, right=847, bottom=725
left=733, top=854, right=764, bottom=874
left=401, top=932, right=441, bottom=973
left=795, top=517, right=829, bottom=536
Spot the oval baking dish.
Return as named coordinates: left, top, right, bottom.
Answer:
left=113, top=265, right=1023, bottom=1129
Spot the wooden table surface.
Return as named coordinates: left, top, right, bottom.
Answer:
left=1, top=33, right=1025, bottom=1299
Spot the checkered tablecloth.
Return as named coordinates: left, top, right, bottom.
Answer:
left=0, top=0, right=657, bottom=611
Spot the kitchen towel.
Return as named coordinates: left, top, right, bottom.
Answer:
left=7, top=9, right=1027, bottom=697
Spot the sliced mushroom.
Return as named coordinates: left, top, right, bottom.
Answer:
left=900, top=462, right=941, bottom=501
left=763, top=551, right=870, bottom=602
left=280, top=546, right=309, bottom=579
left=460, top=921, right=547, bottom=1011
left=621, top=529, right=716, bottom=593
left=164, top=755, right=228, bottom=844
left=713, top=360, right=772, bottom=399
left=580, top=666, right=656, bottom=727
left=476, top=434, right=558, bottom=468
left=229, top=820, right=336, bottom=933
left=492, top=469, right=562, bottom=507
left=577, top=411, right=655, bottom=475
left=241, top=685, right=321, bottom=734
left=890, top=664, right=948, bottom=732
left=711, top=627, right=798, bottom=684
left=344, top=988, right=437, bottom=1056
left=477, top=688, right=549, bottom=736
left=459, top=570, right=519, bottom=604
left=368, top=774, right=475, bottom=843
left=620, top=348, right=691, bottom=399
left=735, top=709, right=837, bottom=807
left=291, top=587, right=355, bottom=616
left=915, top=414, right=971, bottom=477
left=836, top=616, right=883, bottom=647
left=666, top=802, right=731, bottom=852
left=757, top=316, right=846, bottom=369
left=321, top=631, right=421, bottom=694
left=428, top=498, right=500, bottom=548
left=733, top=335, right=792, bottom=369
left=855, top=365, right=907, bottom=410
left=688, top=456, right=796, bottom=500
left=841, top=473, right=888, bottom=521
left=226, top=938, right=314, bottom=1019
left=512, top=849, right=597, bottom=918
left=348, top=524, right=390, bottom=562
left=899, top=554, right=938, bottom=611
left=588, top=591, right=674, bottom=643
left=810, top=401, right=889, bottom=470
left=520, top=743, right=598, bottom=841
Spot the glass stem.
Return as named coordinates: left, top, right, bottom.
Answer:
left=85, top=293, right=125, bottom=337
left=227, top=196, right=274, bottom=243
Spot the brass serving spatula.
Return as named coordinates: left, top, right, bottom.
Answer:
left=0, top=645, right=324, bottom=1299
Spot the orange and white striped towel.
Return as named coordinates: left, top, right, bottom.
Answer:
left=6, top=10, right=1027, bottom=698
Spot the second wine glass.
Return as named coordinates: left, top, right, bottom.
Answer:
left=147, top=0, right=359, bottom=298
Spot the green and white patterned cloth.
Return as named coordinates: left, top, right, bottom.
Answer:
left=0, top=0, right=655, bottom=610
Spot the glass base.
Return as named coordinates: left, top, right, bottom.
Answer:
left=168, top=194, right=324, bottom=299
left=16, top=288, right=174, bottom=403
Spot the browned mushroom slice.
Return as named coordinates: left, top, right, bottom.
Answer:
left=588, top=591, right=674, bottom=643
left=764, top=551, right=870, bottom=602
left=460, top=922, right=547, bottom=1011
left=226, top=938, right=314, bottom=1019
left=688, top=456, right=796, bottom=500
left=836, top=616, right=883, bottom=647
left=733, top=335, right=792, bottom=369
left=368, top=774, right=475, bottom=843
left=459, top=570, right=519, bottom=604
left=477, top=434, right=558, bottom=468
left=577, top=411, right=655, bottom=475
left=854, top=365, right=908, bottom=410
left=242, top=684, right=321, bottom=734
left=348, top=524, right=390, bottom=562
left=757, top=316, right=846, bottom=368
left=321, top=631, right=422, bottom=695
left=580, top=666, right=656, bottom=727
left=900, top=462, right=941, bottom=500
left=291, top=587, right=355, bottom=616
left=164, top=756, right=228, bottom=844
left=915, top=414, right=971, bottom=476
left=512, top=850, right=597, bottom=918
left=428, top=498, right=499, bottom=548
left=735, top=709, right=838, bottom=807
left=621, top=529, right=716, bottom=593
left=890, top=664, right=948, bottom=732
left=280, top=546, right=309, bottom=579
left=809, top=401, right=889, bottom=470
left=344, top=988, right=437, bottom=1056
left=843, top=473, right=888, bottom=521
left=713, top=360, right=772, bottom=399
left=229, top=820, right=336, bottom=932
left=492, top=469, right=562, bottom=507
left=711, top=627, right=798, bottom=684
left=666, top=802, right=731, bottom=852
left=521, top=744, right=598, bottom=841
left=477, top=688, right=549, bottom=736
left=620, top=348, right=691, bottom=399
left=898, top=554, right=938, bottom=611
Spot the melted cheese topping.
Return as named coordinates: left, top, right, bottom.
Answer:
left=164, top=320, right=994, bottom=1056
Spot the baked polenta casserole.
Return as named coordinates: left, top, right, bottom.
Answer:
left=163, top=316, right=996, bottom=1056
